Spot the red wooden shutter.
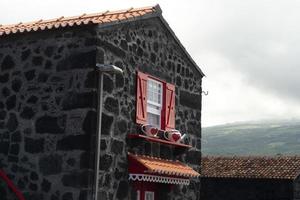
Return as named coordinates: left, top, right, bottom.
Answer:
left=164, top=83, right=175, bottom=130
left=136, top=71, right=148, bottom=124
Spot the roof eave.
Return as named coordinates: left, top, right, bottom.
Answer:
left=157, top=14, right=205, bottom=77
left=96, top=4, right=205, bottom=77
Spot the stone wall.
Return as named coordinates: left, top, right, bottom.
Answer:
left=201, top=178, right=293, bottom=200
left=95, top=17, right=202, bottom=200
left=0, top=16, right=202, bottom=200
left=294, top=176, right=300, bottom=200
left=0, top=26, right=98, bottom=200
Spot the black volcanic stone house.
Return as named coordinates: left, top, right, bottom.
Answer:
left=0, top=5, right=204, bottom=200
left=201, top=156, right=300, bottom=200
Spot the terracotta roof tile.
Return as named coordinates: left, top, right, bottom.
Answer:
left=129, top=153, right=199, bottom=178
left=201, top=156, right=300, bottom=180
left=0, top=5, right=160, bottom=37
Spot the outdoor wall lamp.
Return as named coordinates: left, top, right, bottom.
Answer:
left=94, top=64, right=123, bottom=200
left=96, top=63, right=124, bottom=74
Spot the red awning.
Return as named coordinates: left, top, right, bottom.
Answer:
left=128, top=153, right=199, bottom=185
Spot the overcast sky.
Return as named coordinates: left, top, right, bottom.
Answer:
left=1, top=0, right=300, bottom=127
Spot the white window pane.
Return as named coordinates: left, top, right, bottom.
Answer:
left=147, top=79, right=162, bottom=105
left=147, top=78, right=162, bottom=129
left=145, top=191, right=154, bottom=200
left=147, top=104, right=160, bottom=115
left=147, top=113, right=160, bottom=128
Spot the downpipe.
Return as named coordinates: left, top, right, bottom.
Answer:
left=94, top=64, right=123, bottom=200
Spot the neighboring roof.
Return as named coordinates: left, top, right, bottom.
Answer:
left=0, top=6, right=158, bottom=36
left=128, top=153, right=199, bottom=178
left=0, top=5, right=205, bottom=76
left=201, top=156, right=300, bottom=180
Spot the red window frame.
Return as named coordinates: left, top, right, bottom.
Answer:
left=136, top=71, right=175, bottom=130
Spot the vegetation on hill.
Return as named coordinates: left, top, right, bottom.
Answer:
left=202, top=120, right=300, bottom=155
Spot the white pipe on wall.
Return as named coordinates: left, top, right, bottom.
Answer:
left=94, top=64, right=123, bottom=200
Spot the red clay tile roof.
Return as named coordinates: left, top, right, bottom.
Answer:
left=201, top=156, right=300, bottom=180
left=0, top=4, right=205, bottom=77
left=128, top=153, right=200, bottom=178
left=0, top=5, right=160, bottom=36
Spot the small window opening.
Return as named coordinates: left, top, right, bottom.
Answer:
left=147, top=79, right=162, bottom=128
left=145, top=191, right=155, bottom=200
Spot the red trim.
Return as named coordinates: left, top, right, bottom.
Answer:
left=161, top=82, right=167, bottom=130
left=0, top=170, right=25, bottom=200
left=164, top=83, right=175, bottom=130
left=128, top=154, right=147, bottom=174
left=127, top=134, right=191, bottom=148
left=136, top=71, right=148, bottom=125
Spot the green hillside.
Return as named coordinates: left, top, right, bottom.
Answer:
left=202, top=120, right=300, bottom=155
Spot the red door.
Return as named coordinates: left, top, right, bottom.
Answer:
left=134, top=182, right=156, bottom=200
